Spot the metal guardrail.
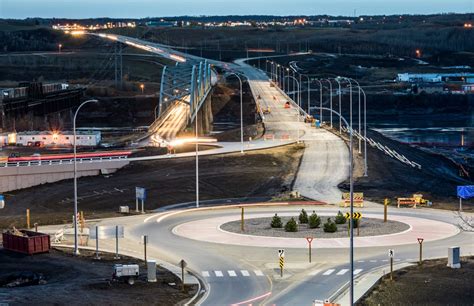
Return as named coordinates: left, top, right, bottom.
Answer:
left=0, top=156, right=128, bottom=168
left=342, top=126, right=421, bottom=169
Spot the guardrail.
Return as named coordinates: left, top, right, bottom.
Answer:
left=0, top=156, right=128, bottom=168
left=341, top=126, right=421, bottom=170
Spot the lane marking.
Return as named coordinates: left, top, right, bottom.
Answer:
left=254, top=270, right=264, bottom=276
left=370, top=260, right=377, bottom=263
left=336, top=269, right=349, bottom=275
left=357, top=260, right=365, bottom=263
left=228, top=270, right=237, bottom=277
left=353, top=269, right=363, bottom=275
left=382, top=259, right=389, bottom=262
left=241, top=270, right=250, bottom=277
left=202, top=271, right=210, bottom=277
left=323, top=269, right=335, bottom=275
left=215, top=270, right=224, bottom=277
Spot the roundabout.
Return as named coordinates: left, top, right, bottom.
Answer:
left=172, top=208, right=461, bottom=248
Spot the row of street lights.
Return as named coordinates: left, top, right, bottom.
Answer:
left=265, top=60, right=368, bottom=177
left=265, top=59, right=365, bottom=306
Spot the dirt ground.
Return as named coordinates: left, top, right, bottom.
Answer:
left=0, top=248, right=195, bottom=305
left=0, top=144, right=304, bottom=229
left=359, top=257, right=474, bottom=306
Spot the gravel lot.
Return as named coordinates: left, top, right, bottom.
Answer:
left=220, top=214, right=410, bottom=238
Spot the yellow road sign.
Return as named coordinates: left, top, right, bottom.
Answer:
left=344, top=212, right=362, bottom=219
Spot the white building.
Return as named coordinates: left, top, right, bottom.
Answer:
left=7, top=131, right=101, bottom=147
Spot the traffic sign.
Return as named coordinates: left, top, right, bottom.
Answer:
left=0, top=195, right=4, bottom=209
left=180, top=259, right=187, bottom=269
left=344, top=212, right=362, bottom=219
left=417, top=237, right=424, bottom=244
left=279, top=256, right=284, bottom=269
left=278, top=249, right=285, bottom=258
left=136, top=187, right=146, bottom=200
left=306, top=237, right=313, bottom=244
left=388, top=249, right=394, bottom=258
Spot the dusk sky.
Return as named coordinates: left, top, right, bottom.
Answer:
left=1, top=0, right=473, bottom=19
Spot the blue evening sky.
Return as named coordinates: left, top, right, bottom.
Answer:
left=1, top=0, right=472, bottom=19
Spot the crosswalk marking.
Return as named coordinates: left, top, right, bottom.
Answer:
left=228, top=270, right=237, bottom=277
left=353, top=269, right=363, bottom=275
left=309, top=269, right=322, bottom=276
left=202, top=271, right=210, bottom=277
left=337, top=269, right=349, bottom=275
left=215, top=270, right=224, bottom=277
left=323, top=269, right=335, bottom=275
left=254, top=270, right=264, bottom=276
left=241, top=270, right=250, bottom=277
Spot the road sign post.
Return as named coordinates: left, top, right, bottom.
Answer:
left=384, top=198, right=389, bottom=222
left=306, top=237, right=313, bottom=263
left=180, top=259, right=187, bottom=292
left=418, top=238, right=424, bottom=265
left=345, top=212, right=362, bottom=237
left=278, top=249, right=285, bottom=277
left=241, top=207, right=244, bottom=232
left=115, top=225, right=120, bottom=259
left=388, top=249, right=394, bottom=280
left=95, top=225, right=100, bottom=260
left=143, top=235, right=148, bottom=262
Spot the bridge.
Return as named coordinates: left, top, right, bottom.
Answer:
left=91, top=33, right=216, bottom=145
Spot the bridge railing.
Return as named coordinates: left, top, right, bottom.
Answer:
left=0, top=155, right=128, bottom=168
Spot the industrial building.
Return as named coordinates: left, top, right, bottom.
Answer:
left=0, top=131, right=101, bottom=147
left=397, top=73, right=474, bottom=83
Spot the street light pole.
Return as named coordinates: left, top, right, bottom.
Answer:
left=73, top=99, right=98, bottom=256
left=323, top=79, right=333, bottom=128
left=285, top=75, right=301, bottom=142
left=334, top=78, right=342, bottom=134
left=195, top=111, right=199, bottom=208
left=228, top=73, right=245, bottom=153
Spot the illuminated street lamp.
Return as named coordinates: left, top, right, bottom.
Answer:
left=227, top=72, right=246, bottom=153
left=73, top=99, right=98, bottom=256
left=140, top=83, right=145, bottom=94
left=415, top=49, right=421, bottom=58
left=58, top=43, right=62, bottom=53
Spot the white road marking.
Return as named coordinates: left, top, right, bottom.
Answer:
left=323, top=269, right=335, bottom=275
left=357, top=260, right=365, bottom=263
left=202, top=271, right=210, bottom=277
left=395, top=259, right=401, bottom=262
left=337, top=269, right=349, bottom=275
left=228, top=270, right=237, bottom=277
left=309, top=269, right=321, bottom=276
left=215, top=270, right=224, bottom=277
left=370, top=260, right=377, bottom=263
left=241, top=270, right=250, bottom=277
left=353, top=269, right=363, bottom=275
left=254, top=270, right=264, bottom=276
left=382, top=259, right=389, bottom=262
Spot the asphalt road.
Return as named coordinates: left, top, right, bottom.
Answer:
left=105, top=204, right=473, bottom=306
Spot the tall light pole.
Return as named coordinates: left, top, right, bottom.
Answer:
left=58, top=43, right=62, bottom=53
left=284, top=75, right=301, bottom=142
left=73, top=99, right=98, bottom=256
left=314, top=79, right=323, bottom=122
left=320, top=107, right=354, bottom=306
left=333, top=78, right=342, bottom=134
left=227, top=72, right=245, bottom=153
left=323, top=79, right=333, bottom=128
left=300, top=74, right=311, bottom=115
left=195, top=111, right=199, bottom=208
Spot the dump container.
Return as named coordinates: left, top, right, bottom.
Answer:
left=2, top=230, right=51, bottom=255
